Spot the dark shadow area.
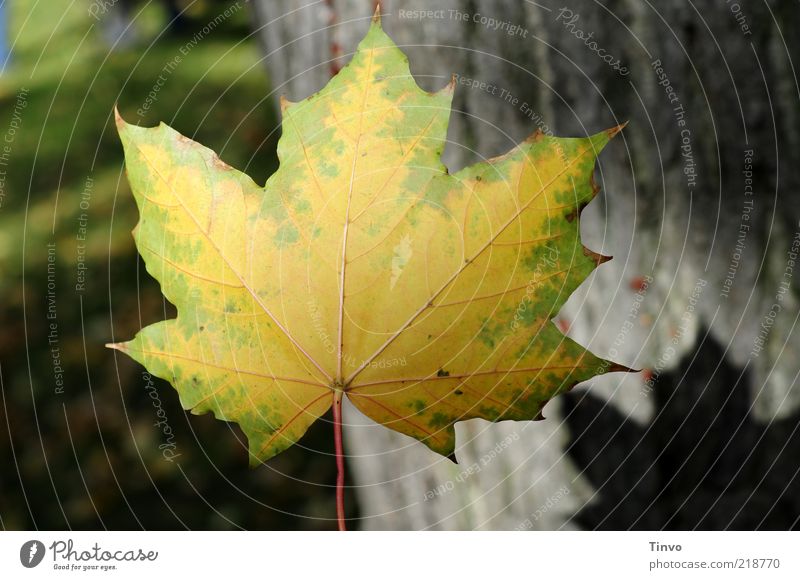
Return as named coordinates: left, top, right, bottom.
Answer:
left=564, top=332, right=800, bottom=530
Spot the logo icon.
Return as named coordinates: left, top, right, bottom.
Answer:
left=19, top=540, right=46, bottom=568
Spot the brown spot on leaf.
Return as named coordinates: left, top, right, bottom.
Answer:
left=609, top=362, right=639, bottom=374
left=590, top=173, right=601, bottom=197
left=582, top=246, right=612, bottom=265
left=211, top=155, right=232, bottom=171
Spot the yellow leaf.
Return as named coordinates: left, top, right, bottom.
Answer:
left=110, top=13, right=628, bottom=463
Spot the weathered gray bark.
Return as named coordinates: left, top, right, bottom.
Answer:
left=250, top=0, right=800, bottom=529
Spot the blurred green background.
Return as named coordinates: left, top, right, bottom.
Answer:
left=0, top=0, right=352, bottom=530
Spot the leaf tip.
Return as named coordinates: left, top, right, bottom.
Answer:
left=608, top=362, right=639, bottom=374
left=113, top=105, right=127, bottom=131
left=445, top=73, right=457, bottom=92
left=582, top=246, right=612, bottom=266
left=606, top=121, right=628, bottom=139
left=524, top=128, right=545, bottom=144
left=371, top=2, right=382, bottom=25
left=425, top=74, right=456, bottom=101
left=445, top=450, right=458, bottom=464
left=279, top=94, right=294, bottom=112
left=247, top=452, right=264, bottom=469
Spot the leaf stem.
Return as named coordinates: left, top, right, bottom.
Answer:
left=332, top=389, right=347, bottom=531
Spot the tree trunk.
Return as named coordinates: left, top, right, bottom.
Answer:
left=250, top=0, right=800, bottom=529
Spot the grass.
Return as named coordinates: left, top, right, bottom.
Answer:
left=0, top=0, right=279, bottom=275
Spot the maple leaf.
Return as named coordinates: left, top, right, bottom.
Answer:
left=108, top=13, right=628, bottom=469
